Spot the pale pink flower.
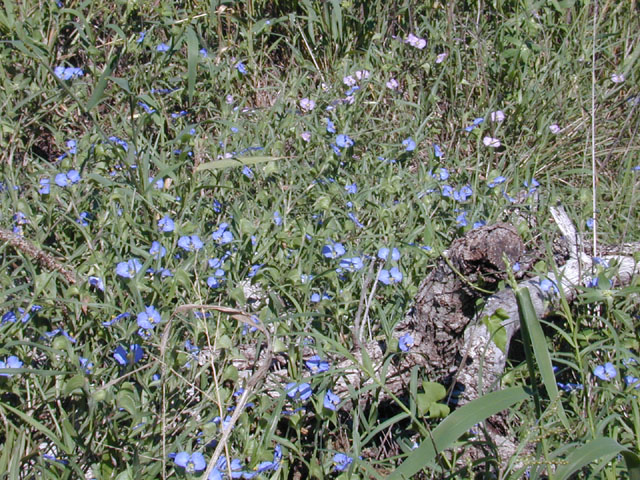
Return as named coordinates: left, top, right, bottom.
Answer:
left=405, top=33, right=426, bottom=49
left=299, top=98, right=315, bottom=112
left=355, top=70, right=370, bottom=81
left=611, top=73, right=625, bottom=83
left=386, top=78, right=399, bottom=90
left=343, top=75, right=356, bottom=87
left=483, top=136, right=501, bottom=148
left=549, top=124, right=561, bottom=134
left=490, top=110, right=505, bottom=122
left=435, top=52, right=448, bottom=63
left=301, top=131, right=311, bottom=142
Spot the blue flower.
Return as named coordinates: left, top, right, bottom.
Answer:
left=137, top=306, right=161, bottom=333
left=305, top=355, right=330, bottom=373
left=336, top=134, right=354, bottom=148
left=338, top=256, right=364, bottom=272
left=174, top=452, right=206, bottom=473
left=586, top=218, right=594, bottom=229
left=333, top=453, right=353, bottom=472
left=625, top=376, right=640, bottom=389
left=402, top=137, right=416, bottom=152
left=76, top=212, right=90, bottom=226
left=347, top=212, right=364, bottom=228
left=88, top=276, right=104, bottom=291
left=207, top=269, right=226, bottom=288
left=79, top=357, right=93, bottom=374
left=212, top=223, right=233, bottom=245
left=473, top=220, right=487, bottom=229
left=456, top=211, right=468, bottom=226
left=108, top=136, right=128, bottom=151
left=178, top=235, right=203, bottom=252
left=322, top=241, right=346, bottom=259
left=54, top=66, right=84, bottom=80
left=377, top=247, right=401, bottom=261
left=236, top=61, right=247, bottom=74
left=399, top=333, right=414, bottom=352
left=54, top=170, right=81, bottom=187
left=273, top=211, right=282, bottom=226
left=241, top=165, right=254, bottom=179
left=379, top=267, right=403, bottom=285
left=200, top=48, right=208, bottom=57
left=326, top=118, right=336, bottom=133
left=158, top=215, right=175, bottom=232
left=149, top=241, right=166, bottom=258
left=39, top=178, right=50, bottom=194
left=0, top=356, right=23, bottom=377
left=434, top=144, right=443, bottom=158
left=441, top=185, right=453, bottom=197
left=345, top=183, right=357, bottom=194
left=157, top=42, right=170, bottom=52
left=453, top=185, right=473, bottom=202
left=138, top=101, right=156, bottom=114
left=488, top=176, right=506, bottom=188
left=116, top=258, right=143, bottom=278
left=44, top=328, right=76, bottom=343
left=113, top=344, right=144, bottom=366
left=593, top=362, right=617, bottom=381
left=102, top=312, right=130, bottom=327
left=557, top=382, right=583, bottom=392
left=248, top=264, right=263, bottom=278
left=324, top=390, right=341, bottom=411
left=464, top=117, right=484, bottom=132
left=540, top=278, right=559, bottom=294
left=310, top=292, right=331, bottom=302
left=286, top=382, right=312, bottom=401
left=136, top=31, right=145, bottom=43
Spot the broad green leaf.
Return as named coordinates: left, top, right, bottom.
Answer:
left=481, top=312, right=508, bottom=353
left=388, top=387, right=530, bottom=479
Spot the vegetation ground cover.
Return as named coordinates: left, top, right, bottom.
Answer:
left=0, top=0, right=639, bottom=478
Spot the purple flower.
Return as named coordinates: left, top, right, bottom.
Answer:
left=326, top=118, right=336, bottom=133
left=285, top=382, right=312, bottom=401
left=434, top=144, right=443, bottom=158
left=379, top=267, right=403, bottom=285
left=593, top=362, right=617, bottom=381
left=174, top=452, right=206, bottom=473
left=540, top=278, right=559, bottom=294
left=377, top=247, right=400, bottom=261
left=54, top=170, right=81, bottom=187
left=242, top=165, right=254, bottom=179
left=102, top=312, right=130, bottom=327
left=136, top=31, right=145, bottom=43
left=464, top=117, right=484, bottom=132
left=405, top=33, right=426, bottom=49
left=108, top=136, right=129, bottom=151
left=236, top=61, right=247, bottom=74
left=39, top=178, right=50, bottom=194
left=345, top=183, right=357, bottom=194
left=488, top=176, right=506, bottom=188
left=116, top=258, right=143, bottom=278
left=178, top=235, right=203, bottom=252
left=273, top=211, right=282, bottom=226
left=399, top=333, right=414, bottom=352
left=324, top=390, right=341, bottom=411
left=156, top=42, right=170, bottom=52
left=625, top=376, right=639, bottom=389
left=79, top=357, right=93, bottom=374
left=300, top=98, right=315, bottom=112
left=88, top=276, right=104, bottom=291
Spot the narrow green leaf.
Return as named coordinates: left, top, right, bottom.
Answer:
left=196, top=155, right=285, bottom=171
left=516, top=287, right=570, bottom=430
left=555, top=438, right=626, bottom=480
left=87, top=51, right=118, bottom=111
left=186, top=27, right=198, bottom=103
left=622, top=451, right=640, bottom=480
left=388, top=387, right=530, bottom=479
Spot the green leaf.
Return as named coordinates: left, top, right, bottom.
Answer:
left=196, top=156, right=285, bottom=171
left=555, top=438, right=627, bottom=480
left=186, top=27, right=198, bottom=103
left=516, top=287, right=570, bottom=430
left=388, top=387, right=530, bottom=479
left=86, top=50, right=119, bottom=111
left=622, top=451, right=640, bottom=480
left=481, top=312, right=508, bottom=353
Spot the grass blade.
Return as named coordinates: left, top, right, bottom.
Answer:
left=555, top=438, right=627, bottom=480
left=186, top=27, right=198, bottom=104
left=516, top=286, right=570, bottom=430
left=388, top=387, right=530, bottom=479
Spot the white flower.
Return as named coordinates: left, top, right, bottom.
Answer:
left=490, top=110, right=505, bottom=122
left=435, top=52, right=448, bottom=63
left=483, top=136, right=501, bottom=148
left=301, top=131, right=311, bottom=142
left=343, top=75, right=356, bottom=87
left=549, top=124, right=561, bottom=134
left=611, top=73, right=625, bottom=83
left=405, top=33, right=426, bottom=49
left=299, top=98, right=315, bottom=112
left=355, top=69, right=370, bottom=81
left=386, top=78, right=399, bottom=90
